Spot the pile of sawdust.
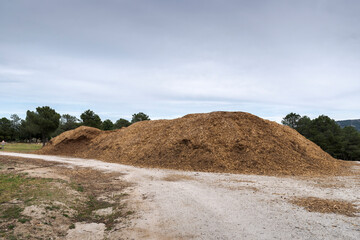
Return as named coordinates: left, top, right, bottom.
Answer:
left=290, top=197, right=359, bottom=217
left=38, top=111, right=349, bottom=176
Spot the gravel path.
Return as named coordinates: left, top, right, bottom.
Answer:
left=1, top=152, right=359, bottom=240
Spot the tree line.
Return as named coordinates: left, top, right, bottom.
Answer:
left=0, top=106, right=150, bottom=146
left=282, top=113, right=360, bottom=161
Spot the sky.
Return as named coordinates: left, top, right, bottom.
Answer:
left=0, top=0, right=359, bottom=123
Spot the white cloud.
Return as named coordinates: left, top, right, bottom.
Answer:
left=0, top=66, right=34, bottom=76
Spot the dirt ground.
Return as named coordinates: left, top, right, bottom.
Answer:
left=1, top=152, right=359, bottom=240
left=0, top=154, right=133, bottom=240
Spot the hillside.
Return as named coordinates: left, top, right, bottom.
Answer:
left=38, top=111, right=348, bottom=176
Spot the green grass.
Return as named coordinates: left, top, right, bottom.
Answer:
left=1, top=206, right=23, bottom=220
left=0, top=173, right=68, bottom=205
left=73, top=195, right=130, bottom=230
left=0, top=143, right=42, bottom=153
left=0, top=174, right=29, bottom=203
left=70, top=183, right=84, bottom=192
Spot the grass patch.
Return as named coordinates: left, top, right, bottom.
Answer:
left=0, top=173, right=67, bottom=205
left=75, top=195, right=112, bottom=222
left=71, top=183, right=84, bottom=192
left=1, top=207, right=23, bottom=220
left=74, top=195, right=114, bottom=228
left=0, top=172, right=74, bottom=237
left=45, top=205, right=60, bottom=211
left=0, top=174, right=28, bottom=203
left=0, top=143, right=42, bottom=153
left=8, top=224, right=15, bottom=230
left=73, top=194, right=131, bottom=229
left=18, top=218, right=31, bottom=224
left=6, top=234, right=17, bottom=240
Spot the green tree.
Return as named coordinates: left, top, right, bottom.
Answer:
left=0, top=117, right=12, bottom=141
left=281, top=112, right=301, bottom=129
left=26, top=106, right=61, bottom=146
left=10, top=114, right=22, bottom=141
left=296, top=116, right=312, bottom=137
left=19, top=119, right=33, bottom=141
left=131, top=112, right=150, bottom=124
left=282, top=113, right=360, bottom=161
left=10, top=114, right=21, bottom=128
left=308, top=115, right=342, bottom=157
left=80, top=110, right=102, bottom=129
left=52, top=114, right=81, bottom=137
left=61, top=114, right=80, bottom=131
left=341, top=126, right=360, bottom=160
left=101, top=119, right=114, bottom=130
left=114, top=118, right=131, bottom=129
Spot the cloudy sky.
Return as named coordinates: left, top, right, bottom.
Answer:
left=1, top=0, right=359, bottom=122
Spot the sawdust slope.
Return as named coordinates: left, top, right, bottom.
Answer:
left=39, top=111, right=346, bottom=176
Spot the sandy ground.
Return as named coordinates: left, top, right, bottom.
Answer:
left=1, top=152, right=359, bottom=240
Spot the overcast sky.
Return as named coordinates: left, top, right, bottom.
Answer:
left=1, top=0, right=359, bottom=122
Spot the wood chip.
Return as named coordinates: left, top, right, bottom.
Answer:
left=39, top=111, right=350, bottom=176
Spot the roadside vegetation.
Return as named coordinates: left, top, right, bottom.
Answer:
left=0, top=156, right=132, bottom=239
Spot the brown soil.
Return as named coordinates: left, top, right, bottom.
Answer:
left=39, top=111, right=350, bottom=176
left=290, top=197, right=359, bottom=217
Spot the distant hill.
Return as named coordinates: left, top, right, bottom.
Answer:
left=337, top=119, right=360, bottom=131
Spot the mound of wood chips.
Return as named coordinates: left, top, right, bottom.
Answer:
left=290, top=197, right=359, bottom=217
left=38, top=111, right=349, bottom=176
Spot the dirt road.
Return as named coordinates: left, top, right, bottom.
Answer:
left=1, top=152, right=359, bottom=240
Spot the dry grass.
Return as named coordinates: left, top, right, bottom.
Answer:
left=290, top=197, right=359, bottom=217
